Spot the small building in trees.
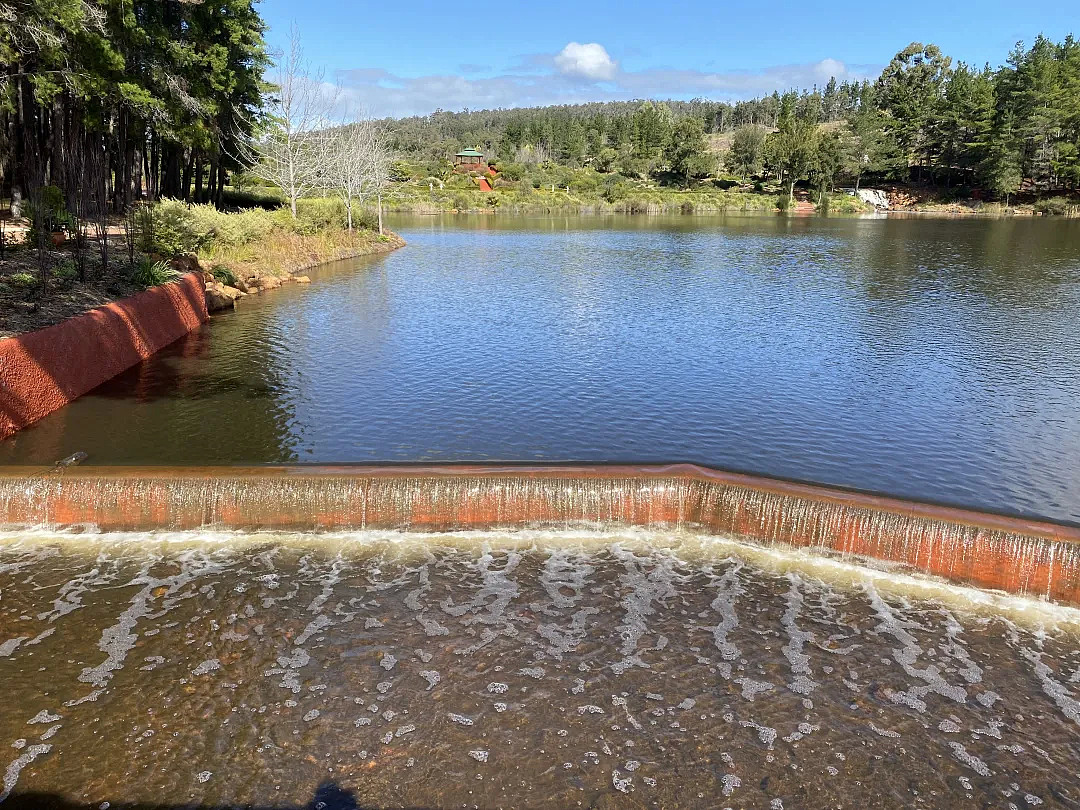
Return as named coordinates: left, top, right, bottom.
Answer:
left=454, top=148, right=484, bottom=168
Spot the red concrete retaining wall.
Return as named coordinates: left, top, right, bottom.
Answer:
left=0, top=273, right=208, bottom=438
left=1, top=464, right=1079, bottom=603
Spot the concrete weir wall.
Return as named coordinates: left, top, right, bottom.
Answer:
left=0, top=273, right=208, bottom=439
left=1, top=463, right=1079, bottom=604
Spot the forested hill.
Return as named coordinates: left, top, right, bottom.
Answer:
left=385, top=37, right=1080, bottom=199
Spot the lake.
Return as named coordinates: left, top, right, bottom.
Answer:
left=1, top=213, right=1079, bottom=523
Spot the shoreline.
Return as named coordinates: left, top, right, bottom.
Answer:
left=387, top=206, right=1075, bottom=220
left=201, top=228, right=405, bottom=311
left=0, top=228, right=406, bottom=339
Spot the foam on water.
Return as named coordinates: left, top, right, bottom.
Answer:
left=1, top=525, right=1079, bottom=807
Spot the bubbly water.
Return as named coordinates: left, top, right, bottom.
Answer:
left=1, top=528, right=1079, bottom=809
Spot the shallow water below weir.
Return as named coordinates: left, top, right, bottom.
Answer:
left=2, top=529, right=1080, bottom=809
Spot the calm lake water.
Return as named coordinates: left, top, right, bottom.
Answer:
left=2, top=214, right=1079, bottom=522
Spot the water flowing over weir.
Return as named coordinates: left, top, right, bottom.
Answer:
left=1, top=464, right=1079, bottom=604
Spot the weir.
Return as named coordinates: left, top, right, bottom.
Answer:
left=1, top=463, right=1078, bottom=604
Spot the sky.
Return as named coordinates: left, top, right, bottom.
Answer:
left=258, top=0, right=1080, bottom=118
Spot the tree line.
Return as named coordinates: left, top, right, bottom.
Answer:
left=1, top=0, right=268, bottom=219
left=386, top=36, right=1080, bottom=201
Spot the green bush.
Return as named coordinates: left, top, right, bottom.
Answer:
left=290, top=198, right=346, bottom=234
left=132, top=257, right=180, bottom=288
left=51, top=260, right=78, bottom=288
left=189, top=204, right=276, bottom=246
left=6, top=272, right=38, bottom=289
left=776, top=194, right=791, bottom=212
left=27, top=184, right=69, bottom=244
left=389, top=161, right=413, bottom=182
left=352, top=208, right=379, bottom=231
left=1034, top=197, right=1075, bottom=216
left=143, top=199, right=201, bottom=256
left=495, top=162, right=525, bottom=181
left=210, top=264, right=238, bottom=286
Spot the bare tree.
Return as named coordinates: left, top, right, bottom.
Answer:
left=323, top=114, right=394, bottom=233
left=247, top=24, right=337, bottom=218
left=369, top=126, right=392, bottom=235
left=323, top=118, right=375, bottom=232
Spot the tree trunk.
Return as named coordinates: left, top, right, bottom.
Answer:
left=193, top=154, right=204, bottom=203
left=181, top=150, right=194, bottom=201
left=377, top=191, right=383, bottom=235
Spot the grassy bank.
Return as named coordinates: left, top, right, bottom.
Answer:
left=145, top=198, right=403, bottom=283
left=372, top=162, right=871, bottom=215
left=0, top=197, right=402, bottom=338
left=386, top=183, right=872, bottom=215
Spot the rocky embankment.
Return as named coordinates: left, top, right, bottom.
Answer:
left=190, top=230, right=405, bottom=313
left=203, top=269, right=312, bottom=312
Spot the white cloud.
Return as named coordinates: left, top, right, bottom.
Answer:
left=554, top=42, right=618, bottom=82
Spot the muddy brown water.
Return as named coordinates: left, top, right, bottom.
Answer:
left=2, top=529, right=1079, bottom=809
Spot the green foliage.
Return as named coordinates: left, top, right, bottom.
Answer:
left=668, top=117, right=714, bottom=186
left=6, top=273, right=38, bottom=289
left=1033, top=197, right=1077, bottom=216
left=728, top=126, right=767, bottom=177
left=292, top=199, right=348, bottom=234
left=388, top=161, right=413, bottom=182
left=141, top=199, right=202, bottom=256
left=4, top=0, right=269, bottom=209
left=767, top=109, right=819, bottom=198
left=27, top=185, right=70, bottom=244
left=495, top=162, right=526, bottom=181
left=210, top=264, right=238, bottom=286
left=132, top=258, right=180, bottom=288
left=51, top=260, right=78, bottom=288
left=776, top=195, right=791, bottom=212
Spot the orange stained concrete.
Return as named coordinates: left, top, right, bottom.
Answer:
left=0, top=273, right=208, bottom=439
left=1, top=464, right=1078, bottom=603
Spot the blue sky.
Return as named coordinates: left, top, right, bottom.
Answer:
left=259, top=0, right=1080, bottom=117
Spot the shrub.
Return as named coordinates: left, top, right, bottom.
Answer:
left=144, top=198, right=201, bottom=256
left=6, top=272, right=38, bottom=289
left=495, top=162, right=525, bottom=182
left=210, top=264, right=238, bottom=286
left=389, top=161, right=413, bottom=182
left=189, top=204, right=276, bottom=246
left=27, top=184, right=69, bottom=244
left=1034, top=197, right=1075, bottom=216
left=132, top=257, right=180, bottom=288
left=352, top=208, right=379, bottom=231
left=776, top=194, right=791, bottom=212
left=51, top=260, right=78, bottom=288
left=291, top=198, right=346, bottom=234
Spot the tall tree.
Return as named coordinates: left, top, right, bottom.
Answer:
left=728, top=125, right=767, bottom=178
left=875, top=42, right=953, bottom=180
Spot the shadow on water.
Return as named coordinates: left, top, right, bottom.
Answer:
left=4, top=782, right=434, bottom=810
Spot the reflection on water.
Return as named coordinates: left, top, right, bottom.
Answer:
left=1, top=529, right=1079, bottom=808
left=1, top=214, right=1079, bottom=522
